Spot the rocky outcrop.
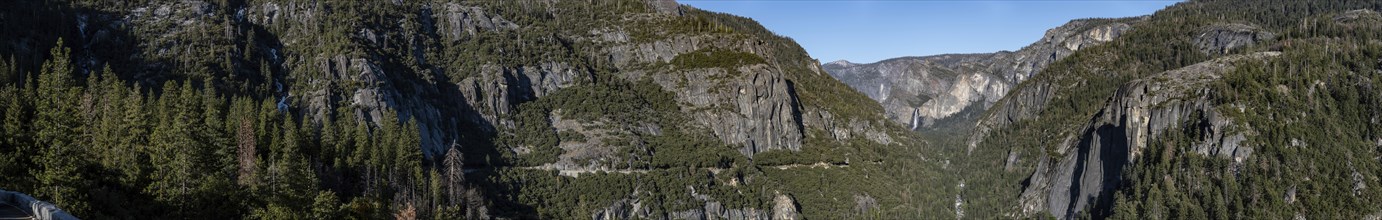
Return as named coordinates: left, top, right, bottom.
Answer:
left=606, top=35, right=817, bottom=156
left=669, top=189, right=799, bottom=220
left=646, top=0, right=684, bottom=16
left=773, top=192, right=802, bottom=220
left=591, top=20, right=905, bottom=155
left=593, top=198, right=652, bottom=220
left=546, top=109, right=660, bottom=171
left=1194, top=23, right=1276, bottom=55
left=1016, top=52, right=1278, bottom=219
left=225, top=1, right=591, bottom=157
left=594, top=190, right=801, bottom=220
left=824, top=17, right=1141, bottom=131
left=967, top=82, right=1055, bottom=153
left=721, top=68, right=805, bottom=155
left=1334, top=9, right=1382, bottom=35
left=607, top=35, right=707, bottom=67
left=431, top=3, right=518, bottom=40
left=637, top=63, right=808, bottom=156
left=667, top=202, right=771, bottom=220
left=800, top=106, right=895, bottom=145
left=852, top=194, right=879, bottom=216
left=307, top=53, right=589, bottom=157
left=467, top=63, right=587, bottom=126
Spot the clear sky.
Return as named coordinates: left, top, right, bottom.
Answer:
left=680, top=0, right=1184, bottom=64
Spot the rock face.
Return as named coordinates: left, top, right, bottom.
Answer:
left=431, top=3, right=519, bottom=39
left=823, top=18, right=1140, bottom=131
left=967, top=22, right=1279, bottom=154
left=772, top=192, right=802, bottom=220
left=719, top=69, right=806, bottom=155
left=1194, top=23, right=1276, bottom=55
left=647, top=65, right=806, bottom=156
left=646, top=0, right=684, bottom=15
left=7, top=0, right=945, bottom=218
left=604, top=33, right=893, bottom=156
left=241, top=0, right=888, bottom=218
left=169, top=0, right=895, bottom=163
left=1335, top=9, right=1381, bottom=23
left=238, top=1, right=562, bottom=157
left=593, top=190, right=801, bottom=220
left=966, top=23, right=1271, bottom=155
left=1015, top=52, right=1277, bottom=219
left=593, top=199, right=651, bottom=220
left=236, top=1, right=827, bottom=160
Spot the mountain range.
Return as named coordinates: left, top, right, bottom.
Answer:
left=0, top=0, right=1380, bottom=219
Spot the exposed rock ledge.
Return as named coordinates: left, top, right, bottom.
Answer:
left=1195, top=23, right=1276, bottom=55
left=1018, top=52, right=1279, bottom=219
left=593, top=190, right=801, bottom=220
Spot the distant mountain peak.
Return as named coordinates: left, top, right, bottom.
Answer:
left=825, top=59, right=855, bottom=67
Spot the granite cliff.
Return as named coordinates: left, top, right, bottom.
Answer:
left=957, top=1, right=1382, bottom=219
left=0, top=0, right=934, bottom=219
left=823, top=18, right=1139, bottom=131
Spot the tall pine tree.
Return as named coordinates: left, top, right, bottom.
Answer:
left=33, top=38, right=91, bottom=215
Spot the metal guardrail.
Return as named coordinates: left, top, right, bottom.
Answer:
left=0, top=190, right=77, bottom=220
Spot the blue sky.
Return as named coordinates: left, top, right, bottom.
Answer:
left=680, top=0, right=1183, bottom=63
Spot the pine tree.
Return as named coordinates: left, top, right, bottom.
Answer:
left=0, top=56, right=14, bottom=86
left=393, top=119, right=424, bottom=210
left=116, top=83, right=150, bottom=186
left=321, top=115, right=354, bottom=169
left=147, top=82, right=196, bottom=216
left=311, top=191, right=343, bottom=219
left=0, top=78, right=27, bottom=192
left=195, top=79, right=239, bottom=183
left=350, top=119, right=370, bottom=168
left=1110, top=193, right=1139, bottom=219
left=90, top=65, right=125, bottom=170
left=371, top=112, right=401, bottom=195
left=33, top=38, right=91, bottom=215
left=398, top=119, right=423, bottom=182
left=78, top=66, right=103, bottom=149
left=260, top=115, right=318, bottom=214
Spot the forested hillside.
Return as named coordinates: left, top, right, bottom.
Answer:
left=0, top=0, right=951, bottom=219
left=9, top=0, right=1377, bottom=219
left=957, top=0, right=1382, bottom=219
